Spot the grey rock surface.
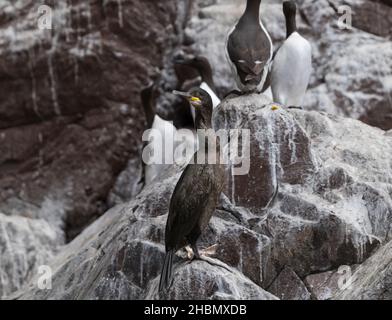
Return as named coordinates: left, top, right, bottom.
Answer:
left=9, top=95, right=392, bottom=300
left=268, top=266, right=311, bottom=300
left=305, top=265, right=359, bottom=300
left=1, top=0, right=391, bottom=300
left=0, top=213, right=58, bottom=298
left=333, top=240, right=392, bottom=300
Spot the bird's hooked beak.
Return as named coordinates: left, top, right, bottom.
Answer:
left=172, top=90, right=202, bottom=108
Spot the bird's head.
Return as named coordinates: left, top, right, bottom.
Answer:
left=173, top=88, right=213, bottom=129
left=283, top=1, right=297, bottom=18
left=173, top=55, right=213, bottom=81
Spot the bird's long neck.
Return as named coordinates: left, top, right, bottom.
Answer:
left=195, top=119, right=222, bottom=162
left=195, top=111, right=212, bottom=131
left=285, top=11, right=297, bottom=38
left=244, top=0, right=261, bottom=21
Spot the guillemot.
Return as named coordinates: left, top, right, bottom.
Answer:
left=226, top=0, right=273, bottom=93
left=140, top=83, right=178, bottom=186
left=270, top=1, right=312, bottom=108
left=159, top=88, right=225, bottom=292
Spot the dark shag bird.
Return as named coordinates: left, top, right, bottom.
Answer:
left=226, top=0, right=273, bottom=93
left=270, top=1, right=312, bottom=108
left=174, top=55, right=221, bottom=109
left=159, top=88, right=226, bottom=292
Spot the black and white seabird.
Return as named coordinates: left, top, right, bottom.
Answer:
left=174, top=55, right=221, bottom=122
left=141, top=83, right=196, bottom=186
left=140, top=83, right=178, bottom=185
left=270, top=1, right=312, bottom=108
left=159, top=88, right=226, bottom=292
left=226, top=0, right=273, bottom=93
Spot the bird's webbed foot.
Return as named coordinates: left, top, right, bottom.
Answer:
left=191, top=244, right=201, bottom=260
left=185, top=244, right=217, bottom=262
left=183, top=245, right=201, bottom=262
left=184, top=246, right=195, bottom=261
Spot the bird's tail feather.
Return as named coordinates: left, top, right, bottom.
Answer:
left=159, top=250, right=174, bottom=292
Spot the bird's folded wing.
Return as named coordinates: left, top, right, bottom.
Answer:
left=166, top=165, right=213, bottom=246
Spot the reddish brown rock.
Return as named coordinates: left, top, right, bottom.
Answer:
left=0, top=0, right=181, bottom=241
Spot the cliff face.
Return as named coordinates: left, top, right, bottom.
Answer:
left=0, top=0, right=184, bottom=298
left=1, top=0, right=392, bottom=300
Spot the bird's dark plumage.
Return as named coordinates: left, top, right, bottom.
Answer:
left=226, top=0, right=273, bottom=92
left=174, top=56, right=217, bottom=92
left=159, top=88, right=226, bottom=292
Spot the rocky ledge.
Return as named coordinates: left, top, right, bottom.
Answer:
left=8, top=94, right=392, bottom=300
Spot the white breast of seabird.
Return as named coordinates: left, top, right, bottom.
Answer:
left=145, top=115, right=177, bottom=184
left=271, top=31, right=312, bottom=107
left=200, top=82, right=221, bottom=108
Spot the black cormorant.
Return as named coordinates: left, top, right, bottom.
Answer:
left=159, top=88, right=226, bottom=292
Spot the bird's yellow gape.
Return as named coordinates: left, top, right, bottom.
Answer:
left=189, top=96, right=202, bottom=108
left=172, top=90, right=202, bottom=107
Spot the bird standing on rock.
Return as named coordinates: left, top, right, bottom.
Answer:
left=159, top=88, right=226, bottom=292
left=270, top=1, right=312, bottom=108
left=226, top=0, right=273, bottom=94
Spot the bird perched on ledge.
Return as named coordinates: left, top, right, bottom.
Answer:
left=270, top=1, right=312, bottom=108
left=159, top=88, right=226, bottom=292
left=226, top=0, right=273, bottom=93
